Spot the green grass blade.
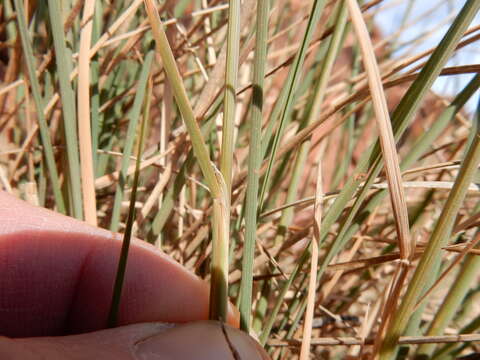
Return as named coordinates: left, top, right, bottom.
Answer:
left=90, top=56, right=101, bottom=170
left=90, top=7, right=101, bottom=175
left=144, top=1, right=222, bottom=196
left=415, top=99, right=480, bottom=358
left=144, top=0, right=228, bottom=321
left=416, top=231, right=480, bottom=357
left=219, top=0, right=240, bottom=193
left=110, top=48, right=154, bottom=232
left=339, top=73, right=480, bottom=256
left=260, top=247, right=310, bottom=345
left=108, top=74, right=152, bottom=328
left=47, top=0, right=83, bottom=219
left=239, top=0, right=270, bottom=333
left=13, top=0, right=66, bottom=214
left=273, top=0, right=348, bottom=246
left=217, top=0, right=241, bottom=322
left=258, top=0, right=328, bottom=210
left=403, top=74, right=480, bottom=168
left=3, top=0, right=17, bottom=48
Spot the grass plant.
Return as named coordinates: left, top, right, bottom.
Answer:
left=2, top=0, right=480, bottom=358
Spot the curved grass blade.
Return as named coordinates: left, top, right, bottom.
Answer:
left=379, top=112, right=480, bottom=360
left=319, top=0, right=480, bottom=252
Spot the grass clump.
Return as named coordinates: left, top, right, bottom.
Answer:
left=1, top=0, right=480, bottom=358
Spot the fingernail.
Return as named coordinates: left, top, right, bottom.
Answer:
left=134, top=320, right=270, bottom=359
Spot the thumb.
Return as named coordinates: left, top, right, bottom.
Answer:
left=3, top=321, right=270, bottom=360
left=134, top=320, right=270, bottom=359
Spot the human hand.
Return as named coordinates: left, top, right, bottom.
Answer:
left=0, top=192, right=269, bottom=359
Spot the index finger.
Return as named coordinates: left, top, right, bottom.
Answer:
left=0, top=192, right=238, bottom=337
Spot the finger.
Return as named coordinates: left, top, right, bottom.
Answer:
left=0, top=192, right=238, bottom=337
left=0, top=323, right=170, bottom=360
left=3, top=321, right=270, bottom=360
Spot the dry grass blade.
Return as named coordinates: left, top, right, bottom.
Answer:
left=299, top=145, right=324, bottom=360
left=78, top=0, right=97, bottom=226
left=347, top=0, right=411, bottom=261
left=94, top=148, right=174, bottom=190
left=327, top=251, right=423, bottom=272
left=346, top=0, right=413, bottom=354
left=268, top=333, right=480, bottom=347
left=454, top=211, right=480, bottom=233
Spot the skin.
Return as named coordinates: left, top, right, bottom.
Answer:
left=0, top=191, right=269, bottom=359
